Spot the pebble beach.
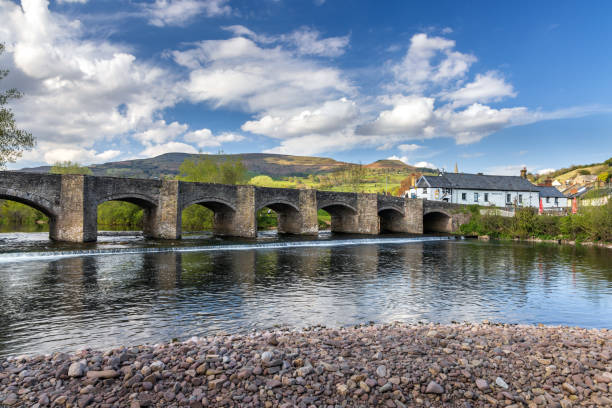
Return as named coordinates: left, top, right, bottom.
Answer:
left=1, top=322, right=611, bottom=408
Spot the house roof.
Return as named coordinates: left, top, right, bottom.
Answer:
left=416, top=173, right=538, bottom=192
left=535, top=186, right=565, bottom=198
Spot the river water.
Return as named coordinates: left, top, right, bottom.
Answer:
left=0, top=232, right=610, bottom=358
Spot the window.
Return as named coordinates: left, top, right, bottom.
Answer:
left=422, top=188, right=427, bottom=194
left=518, top=194, right=523, bottom=204
left=484, top=193, right=488, bottom=202
left=546, top=197, right=550, bottom=203
left=474, top=192, right=479, bottom=202
left=462, top=193, right=466, bottom=201
left=555, top=197, right=559, bottom=205
left=506, top=193, right=511, bottom=204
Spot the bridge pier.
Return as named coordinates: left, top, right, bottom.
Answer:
left=213, top=185, right=257, bottom=238
left=277, top=189, right=318, bottom=235
left=331, top=194, right=380, bottom=234
left=379, top=199, right=424, bottom=234
left=145, top=180, right=181, bottom=240
left=50, top=175, right=97, bottom=242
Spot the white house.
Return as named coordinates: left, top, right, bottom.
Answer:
left=536, top=186, right=568, bottom=209
left=408, top=172, right=541, bottom=208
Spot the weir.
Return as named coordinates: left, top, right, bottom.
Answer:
left=0, top=171, right=469, bottom=242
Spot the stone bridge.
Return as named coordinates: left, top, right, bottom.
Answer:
left=0, top=171, right=469, bottom=242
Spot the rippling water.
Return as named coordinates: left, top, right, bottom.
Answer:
left=0, top=232, right=610, bottom=358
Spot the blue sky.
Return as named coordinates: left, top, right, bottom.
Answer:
left=1, top=0, right=611, bottom=175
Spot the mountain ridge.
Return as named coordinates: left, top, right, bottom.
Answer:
left=19, top=152, right=426, bottom=179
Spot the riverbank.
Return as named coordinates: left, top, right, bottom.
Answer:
left=1, top=323, right=611, bottom=407
left=476, top=235, right=612, bottom=249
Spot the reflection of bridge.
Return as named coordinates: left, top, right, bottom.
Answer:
left=0, top=172, right=470, bottom=242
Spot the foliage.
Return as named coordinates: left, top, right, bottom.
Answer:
left=50, top=161, right=93, bottom=175
left=577, top=169, right=591, bottom=176
left=181, top=205, right=213, bottom=231
left=177, top=156, right=247, bottom=185
left=605, top=157, right=612, bottom=166
left=459, top=203, right=612, bottom=242
left=597, top=171, right=610, bottom=183
left=0, top=200, right=47, bottom=226
left=248, top=175, right=293, bottom=188
left=0, top=43, right=35, bottom=168
left=97, top=202, right=142, bottom=228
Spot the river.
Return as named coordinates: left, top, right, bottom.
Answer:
left=0, top=231, right=610, bottom=358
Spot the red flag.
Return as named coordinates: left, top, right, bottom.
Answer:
left=539, top=198, right=543, bottom=214
left=572, top=198, right=577, bottom=214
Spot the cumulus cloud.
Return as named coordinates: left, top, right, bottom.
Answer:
left=443, top=71, right=516, bottom=107
left=1, top=0, right=181, bottom=164
left=184, top=129, right=245, bottom=147
left=391, top=33, right=476, bottom=91
left=42, top=147, right=120, bottom=164
left=357, top=96, right=435, bottom=137
left=242, top=98, right=358, bottom=139
left=140, top=142, right=198, bottom=157
left=222, top=25, right=350, bottom=57
left=397, top=144, right=422, bottom=152
left=143, top=0, right=231, bottom=27
left=173, top=36, right=352, bottom=112
left=133, top=120, right=189, bottom=145
left=387, top=155, right=437, bottom=169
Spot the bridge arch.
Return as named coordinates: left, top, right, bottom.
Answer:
left=423, top=210, right=452, bottom=233
left=0, top=188, right=57, bottom=218
left=378, top=206, right=405, bottom=233
left=257, top=199, right=302, bottom=235
left=95, top=193, right=160, bottom=236
left=180, top=197, right=238, bottom=235
left=317, top=202, right=358, bottom=234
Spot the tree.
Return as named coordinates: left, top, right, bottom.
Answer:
left=605, top=157, right=612, bottom=167
left=598, top=171, right=610, bottom=183
left=0, top=43, right=35, bottom=168
left=50, top=161, right=93, bottom=175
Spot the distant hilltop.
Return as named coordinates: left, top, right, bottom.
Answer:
left=20, top=153, right=429, bottom=179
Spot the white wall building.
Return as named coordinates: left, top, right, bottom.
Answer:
left=407, top=172, right=542, bottom=208
left=536, top=186, right=568, bottom=209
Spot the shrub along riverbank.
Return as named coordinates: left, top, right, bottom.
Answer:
left=458, top=202, right=612, bottom=243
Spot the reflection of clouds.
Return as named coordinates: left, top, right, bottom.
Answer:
left=1, top=240, right=612, bottom=358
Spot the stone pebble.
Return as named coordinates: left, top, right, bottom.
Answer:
left=0, top=322, right=611, bottom=407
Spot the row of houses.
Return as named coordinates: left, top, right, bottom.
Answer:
left=407, top=169, right=568, bottom=209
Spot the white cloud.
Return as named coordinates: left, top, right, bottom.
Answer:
left=222, top=25, right=350, bottom=57
left=143, top=0, right=231, bottom=27
left=184, top=128, right=245, bottom=147
left=133, top=120, right=188, bottom=145
left=485, top=164, right=527, bottom=176
left=174, top=36, right=352, bottom=112
left=387, top=155, right=437, bottom=169
left=537, top=168, right=556, bottom=175
left=42, top=148, right=120, bottom=164
left=391, top=33, right=476, bottom=91
left=285, top=27, right=349, bottom=57
left=140, top=142, right=198, bottom=157
left=357, top=96, right=435, bottom=136
left=438, top=103, right=528, bottom=144
left=0, top=0, right=181, bottom=164
left=397, top=143, right=422, bottom=152
left=443, top=71, right=516, bottom=107
left=242, top=98, right=358, bottom=139
left=414, top=161, right=437, bottom=169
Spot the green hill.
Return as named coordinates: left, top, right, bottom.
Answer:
left=20, top=152, right=430, bottom=179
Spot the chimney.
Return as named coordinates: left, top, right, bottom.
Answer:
left=520, top=167, right=527, bottom=179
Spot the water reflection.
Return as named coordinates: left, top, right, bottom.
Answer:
left=0, top=240, right=610, bottom=357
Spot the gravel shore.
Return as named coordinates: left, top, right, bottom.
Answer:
left=1, top=322, right=611, bottom=407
